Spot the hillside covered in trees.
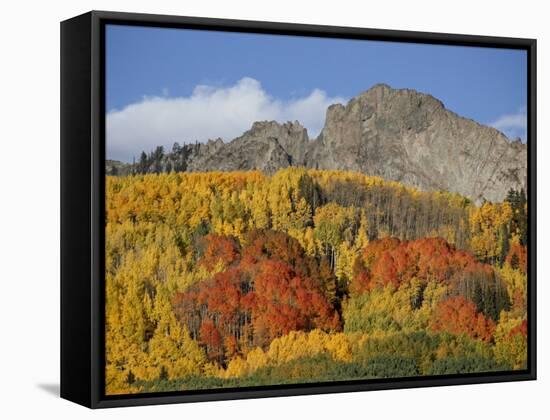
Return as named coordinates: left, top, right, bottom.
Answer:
left=105, top=168, right=528, bottom=395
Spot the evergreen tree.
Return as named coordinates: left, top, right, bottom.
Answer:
left=138, top=151, right=148, bottom=174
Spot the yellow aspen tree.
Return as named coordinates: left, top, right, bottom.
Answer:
left=470, top=202, right=512, bottom=263
left=325, top=333, right=353, bottom=362
left=335, top=241, right=356, bottom=285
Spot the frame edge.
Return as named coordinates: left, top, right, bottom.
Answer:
left=60, top=11, right=94, bottom=408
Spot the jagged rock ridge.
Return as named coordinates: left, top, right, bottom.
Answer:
left=108, top=84, right=527, bottom=203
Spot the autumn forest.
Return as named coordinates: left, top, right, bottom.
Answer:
left=105, top=168, right=528, bottom=395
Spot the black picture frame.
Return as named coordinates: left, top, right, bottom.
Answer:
left=60, top=10, right=537, bottom=409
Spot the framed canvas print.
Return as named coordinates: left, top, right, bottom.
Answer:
left=60, top=11, right=536, bottom=408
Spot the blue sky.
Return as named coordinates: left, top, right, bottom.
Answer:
left=106, top=24, right=527, bottom=162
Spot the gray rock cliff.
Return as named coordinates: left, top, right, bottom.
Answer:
left=306, top=84, right=527, bottom=203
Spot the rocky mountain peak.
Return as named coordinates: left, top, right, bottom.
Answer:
left=239, top=120, right=309, bottom=166
left=309, top=84, right=526, bottom=202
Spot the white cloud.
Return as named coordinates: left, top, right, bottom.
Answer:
left=107, top=77, right=346, bottom=162
left=488, top=107, right=527, bottom=142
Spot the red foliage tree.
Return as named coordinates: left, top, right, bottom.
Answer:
left=350, top=257, right=371, bottom=295
left=197, top=267, right=247, bottom=325
left=244, top=259, right=340, bottom=347
left=362, top=237, right=401, bottom=267
left=173, top=266, right=251, bottom=360
left=506, top=243, right=527, bottom=274
left=242, top=229, right=321, bottom=279
left=430, top=296, right=495, bottom=341
left=199, top=318, right=223, bottom=361
left=370, top=252, right=399, bottom=288
left=198, top=234, right=240, bottom=271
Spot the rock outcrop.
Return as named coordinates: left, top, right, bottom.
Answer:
left=185, top=121, right=309, bottom=173
left=306, top=84, right=527, bottom=203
